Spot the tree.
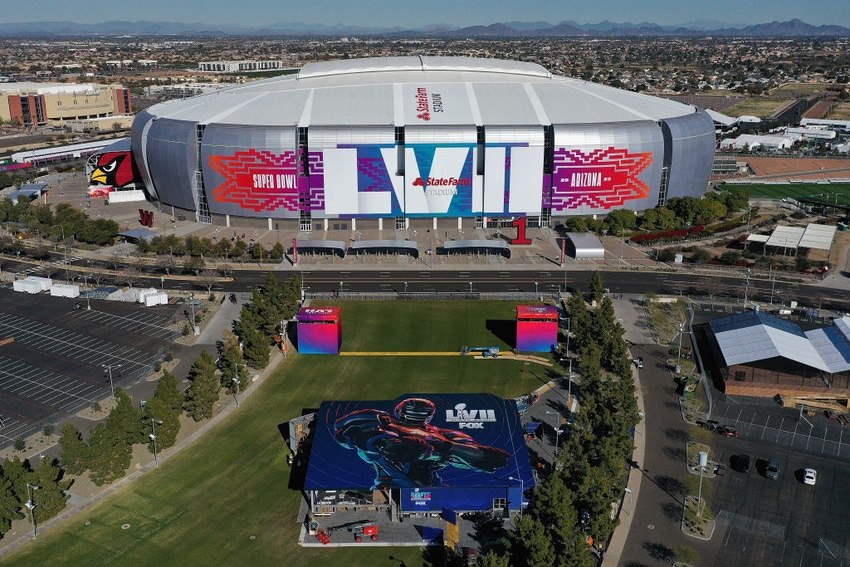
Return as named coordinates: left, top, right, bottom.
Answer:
left=58, top=423, right=89, bottom=476
left=506, top=514, right=556, bottom=567
left=29, top=459, right=71, bottom=525
left=144, top=370, right=182, bottom=451
left=196, top=269, right=218, bottom=294
left=184, top=350, right=220, bottom=421
left=587, top=270, right=605, bottom=304
left=0, top=464, right=24, bottom=536
left=86, top=422, right=131, bottom=486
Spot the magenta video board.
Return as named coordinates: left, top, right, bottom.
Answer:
left=516, top=305, right=558, bottom=353
left=296, top=307, right=342, bottom=354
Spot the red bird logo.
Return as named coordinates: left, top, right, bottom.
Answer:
left=89, top=152, right=137, bottom=188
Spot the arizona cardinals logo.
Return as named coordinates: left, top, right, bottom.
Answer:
left=89, top=152, right=138, bottom=188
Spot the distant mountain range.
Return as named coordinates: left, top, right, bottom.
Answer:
left=0, top=18, right=848, bottom=38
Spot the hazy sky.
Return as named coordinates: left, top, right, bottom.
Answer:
left=1, top=0, right=849, bottom=28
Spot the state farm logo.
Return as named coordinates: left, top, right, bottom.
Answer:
left=412, top=177, right=470, bottom=187
left=415, top=87, right=430, bottom=121
left=414, top=87, right=444, bottom=121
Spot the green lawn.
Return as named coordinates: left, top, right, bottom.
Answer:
left=6, top=301, right=552, bottom=566
left=718, top=182, right=850, bottom=207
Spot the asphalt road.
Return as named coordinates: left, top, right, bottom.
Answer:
left=7, top=250, right=850, bottom=312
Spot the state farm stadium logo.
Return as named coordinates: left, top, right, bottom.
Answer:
left=413, top=176, right=469, bottom=197
left=550, top=147, right=653, bottom=211
left=414, top=87, right=444, bottom=121
left=445, top=403, right=497, bottom=429
left=208, top=149, right=301, bottom=212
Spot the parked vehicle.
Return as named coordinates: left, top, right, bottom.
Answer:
left=717, top=425, right=739, bottom=437
left=803, top=468, right=817, bottom=486
left=766, top=457, right=780, bottom=480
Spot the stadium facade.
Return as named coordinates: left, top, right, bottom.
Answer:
left=130, top=56, right=715, bottom=231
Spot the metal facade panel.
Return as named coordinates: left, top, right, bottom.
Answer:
left=307, top=126, right=395, bottom=147
left=201, top=124, right=300, bottom=218
left=664, top=110, right=717, bottom=198
left=145, top=118, right=198, bottom=211
left=130, top=109, right=157, bottom=200
left=550, top=121, right=663, bottom=215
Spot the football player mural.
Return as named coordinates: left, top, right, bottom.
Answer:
left=334, top=397, right=510, bottom=489
left=86, top=150, right=142, bottom=198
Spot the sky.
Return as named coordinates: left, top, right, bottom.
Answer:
left=1, top=0, right=849, bottom=28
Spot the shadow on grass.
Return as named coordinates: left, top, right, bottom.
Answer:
left=485, top=318, right=516, bottom=347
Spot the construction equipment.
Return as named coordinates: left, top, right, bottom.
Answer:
left=460, top=346, right=500, bottom=358
left=348, top=521, right=378, bottom=542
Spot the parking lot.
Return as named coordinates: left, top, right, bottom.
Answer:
left=0, top=287, right=181, bottom=448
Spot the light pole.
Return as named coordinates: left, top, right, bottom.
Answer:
left=232, top=362, right=247, bottom=406
left=623, top=487, right=633, bottom=516
left=770, top=265, right=776, bottom=305
left=697, top=451, right=708, bottom=518
left=25, top=483, right=40, bottom=539
left=404, top=281, right=408, bottom=294
left=102, top=363, right=121, bottom=401
left=546, top=410, right=562, bottom=455
left=743, top=268, right=751, bottom=309
left=83, top=274, right=91, bottom=310
left=534, top=281, right=538, bottom=297
left=469, top=281, right=473, bottom=294
left=150, top=417, right=163, bottom=467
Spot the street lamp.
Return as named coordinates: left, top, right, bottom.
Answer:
left=404, top=281, right=408, bottom=294
left=25, top=483, right=40, bottom=539
left=149, top=418, right=163, bottom=467
left=623, top=487, right=633, bottom=516
left=232, top=377, right=241, bottom=406
left=83, top=274, right=91, bottom=310
left=546, top=410, right=562, bottom=455
left=469, top=281, right=473, bottom=294
left=534, top=281, right=538, bottom=297
left=697, top=451, right=708, bottom=518
left=102, top=363, right=121, bottom=401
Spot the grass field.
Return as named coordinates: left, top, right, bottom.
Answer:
left=718, top=182, right=850, bottom=207
left=5, top=301, right=551, bottom=566
left=720, top=98, right=789, bottom=119
left=828, top=102, right=850, bottom=121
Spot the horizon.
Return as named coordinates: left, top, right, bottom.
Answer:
left=0, top=0, right=848, bottom=29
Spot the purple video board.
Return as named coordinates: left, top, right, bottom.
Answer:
left=296, top=307, right=341, bottom=354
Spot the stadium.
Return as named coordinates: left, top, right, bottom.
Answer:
left=130, top=56, right=715, bottom=231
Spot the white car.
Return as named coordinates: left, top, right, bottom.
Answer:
left=803, top=468, right=817, bottom=485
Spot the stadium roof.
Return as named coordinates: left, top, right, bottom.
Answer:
left=146, top=56, right=704, bottom=128
left=709, top=311, right=850, bottom=373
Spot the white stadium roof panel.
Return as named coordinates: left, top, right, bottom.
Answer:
left=798, top=223, right=836, bottom=251
left=145, top=56, right=702, bottom=128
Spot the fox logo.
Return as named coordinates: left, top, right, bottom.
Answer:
left=417, top=111, right=430, bottom=121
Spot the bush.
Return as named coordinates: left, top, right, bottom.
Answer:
left=182, top=323, right=192, bottom=336
left=154, top=361, right=162, bottom=372
left=164, top=352, right=174, bottom=362
left=43, top=425, right=54, bottom=437
left=14, top=437, right=25, bottom=451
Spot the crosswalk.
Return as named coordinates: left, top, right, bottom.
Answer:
left=19, top=256, right=85, bottom=276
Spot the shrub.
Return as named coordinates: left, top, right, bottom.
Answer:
left=14, top=437, right=25, bottom=451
